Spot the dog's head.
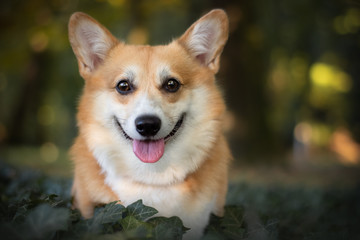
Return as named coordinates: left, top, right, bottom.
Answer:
left=69, top=10, right=229, bottom=184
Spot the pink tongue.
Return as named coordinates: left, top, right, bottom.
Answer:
left=133, top=139, right=165, bottom=163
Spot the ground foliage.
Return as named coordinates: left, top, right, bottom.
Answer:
left=1, top=162, right=360, bottom=240
left=0, top=163, right=248, bottom=240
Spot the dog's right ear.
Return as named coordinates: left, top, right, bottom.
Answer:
left=68, top=12, right=119, bottom=79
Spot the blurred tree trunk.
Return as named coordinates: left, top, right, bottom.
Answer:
left=8, top=51, right=50, bottom=145
left=208, top=0, right=277, bottom=157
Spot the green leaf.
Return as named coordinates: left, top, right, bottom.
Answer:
left=203, top=215, right=227, bottom=240
left=203, top=206, right=246, bottom=240
left=22, top=203, right=70, bottom=239
left=221, top=206, right=245, bottom=228
left=78, top=201, right=126, bottom=235
left=148, top=216, right=188, bottom=240
left=120, top=215, right=145, bottom=231
left=223, top=206, right=246, bottom=239
left=120, top=215, right=153, bottom=238
left=126, top=200, right=158, bottom=221
left=41, top=194, right=64, bottom=207
left=93, top=201, right=125, bottom=224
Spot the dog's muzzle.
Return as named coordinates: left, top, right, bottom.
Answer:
left=115, top=113, right=185, bottom=142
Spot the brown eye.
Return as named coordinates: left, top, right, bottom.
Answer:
left=163, top=78, right=181, bottom=93
left=116, top=80, right=133, bottom=94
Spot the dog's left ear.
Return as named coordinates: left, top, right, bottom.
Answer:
left=178, top=9, right=229, bottom=73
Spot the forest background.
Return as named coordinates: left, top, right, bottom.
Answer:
left=0, top=0, right=360, bottom=239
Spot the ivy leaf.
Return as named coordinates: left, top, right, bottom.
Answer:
left=148, top=216, right=188, bottom=240
left=203, top=214, right=227, bottom=240
left=221, top=206, right=246, bottom=239
left=126, top=200, right=158, bottom=221
left=120, top=215, right=152, bottom=238
left=222, top=206, right=245, bottom=226
left=120, top=215, right=145, bottom=231
left=41, top=194, right=64, bottom=207
left=78, top=201, right=126, bottom=235
left=22, top=204, right=69, bottom=239
left=93, top=201, right=125, bottom=224
left=203, top=206, right=246, bottom=240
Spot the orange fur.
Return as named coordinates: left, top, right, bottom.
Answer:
left=70, top=137, right=119, bottom=218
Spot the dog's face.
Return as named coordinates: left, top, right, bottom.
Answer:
left=94, top=44, right=201, bottom=164
left=69, top=10, right=228, bottom=185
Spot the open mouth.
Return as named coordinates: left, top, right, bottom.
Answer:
left=115, top=113, right=185, bottom=163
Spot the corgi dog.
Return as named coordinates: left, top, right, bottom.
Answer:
left=68, top=9, right=231, bottom=239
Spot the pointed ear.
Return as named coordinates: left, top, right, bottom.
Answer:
left=68, top=12, right=119, bottom=79
left=178, top=9, right=229, bottom=73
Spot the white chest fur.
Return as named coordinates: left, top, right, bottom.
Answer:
left=105, top=174, right=216, bottom=239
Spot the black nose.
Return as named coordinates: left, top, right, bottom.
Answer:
left=135, top=115, right=161, bottom=137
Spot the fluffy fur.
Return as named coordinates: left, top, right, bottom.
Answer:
left=69, top=9, right=231, bottom=239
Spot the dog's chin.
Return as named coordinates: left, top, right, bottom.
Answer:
left=114, top=113, right=186, bottom=143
